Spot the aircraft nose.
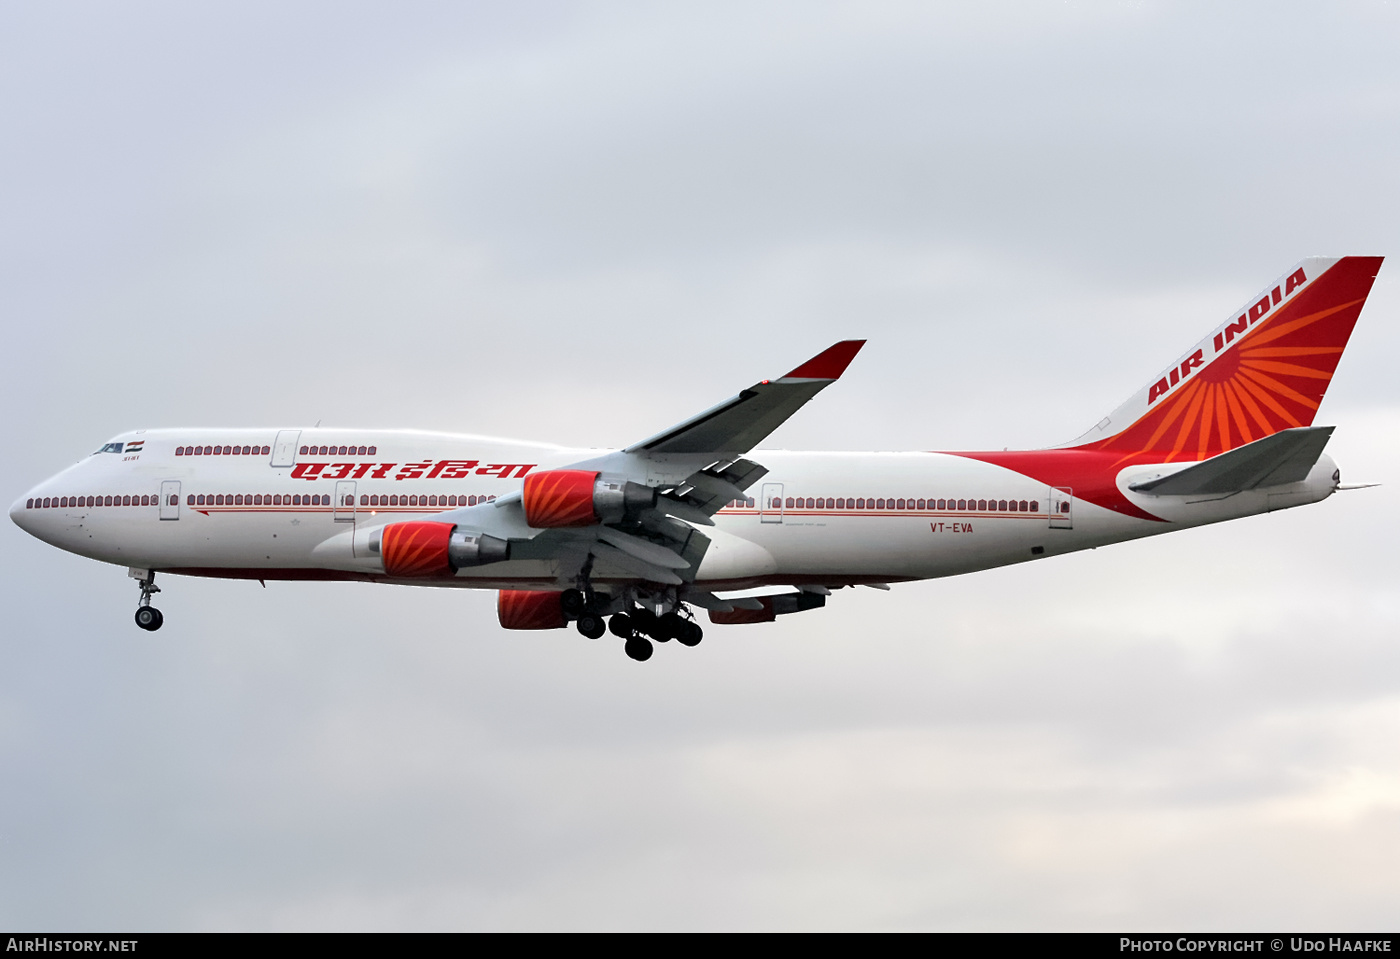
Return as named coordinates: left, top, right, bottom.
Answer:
left=10, top=492, right=35, bottom=534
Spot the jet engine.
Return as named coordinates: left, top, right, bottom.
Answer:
left=373, top=521, right=510, bottom=577
left=521, top=469, right=657, bottom=528
left=497, top=589, right=567, bottom=630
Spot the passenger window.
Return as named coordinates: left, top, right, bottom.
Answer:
left=368, top=447, right=377, bottom=455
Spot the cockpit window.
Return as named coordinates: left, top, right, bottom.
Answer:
left=94, top=442, right=125, bottom=454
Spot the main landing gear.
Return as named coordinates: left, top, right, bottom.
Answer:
left=608, top=608, right=703, bottom=662
left=133, top=571, right=164, bottom=631
left=562, top=565, right=703, bottom=662
left=562, top=588, right=608, bottom=639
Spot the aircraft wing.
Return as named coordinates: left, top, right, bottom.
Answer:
left=624, top=340, right=865, bottom=455
left=426, top=340, right=865, bottom=587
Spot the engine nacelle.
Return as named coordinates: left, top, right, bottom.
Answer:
left=498, top=590, right=567, bottom=630
left=522, top=469, right=657, bottom=528
left=709, top=591, right=826, bottom=625
left=373, top=521, right=510, bottom=577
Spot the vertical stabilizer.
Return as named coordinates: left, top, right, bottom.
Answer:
left=1061, top=256, right=1382, bottom=460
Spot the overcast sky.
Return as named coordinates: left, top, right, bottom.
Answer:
left=3, top=0, right=1400, bottom=931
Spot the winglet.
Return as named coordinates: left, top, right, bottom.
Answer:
left=781, top=340, right=866, bottom=381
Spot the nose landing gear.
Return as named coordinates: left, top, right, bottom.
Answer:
left=132, top=570, right=164, bottom=631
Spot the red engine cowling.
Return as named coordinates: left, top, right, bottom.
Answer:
left=522, top=469, right=602, bottom=527
left=522, top=469, right=659, bottom=528
left=709, top=592, right=826, bottom=625
left=498, top=590, right=567, bottom=630
left=376, top=522, right=511, bottom=577
left=709, top=597, right=777, bottom=625
left=380, top=521, right=455, bottom=577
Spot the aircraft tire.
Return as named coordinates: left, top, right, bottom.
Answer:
left=631, top=608, right=657, bottom=635
left=608, top=613, right=633, bottom=638
left=576, top=613, right=606, bottom=639
left=135, top=607, right=163, bottom=631
left=653, top=612, right=686, bottom=642
left=560, top=588, right=586, bottom=615
left=677, top=622, right=702, bottom=647
left=624, top=636, right=654, bottom=662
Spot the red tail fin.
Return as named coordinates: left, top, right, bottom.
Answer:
left=1063, top=256, right=1383, bottom=461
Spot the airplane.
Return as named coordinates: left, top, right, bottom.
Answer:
left=10, top=256, right=1383, bottom=662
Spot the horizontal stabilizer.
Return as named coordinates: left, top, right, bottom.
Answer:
left=1129, top=427, right=1334, bottom=496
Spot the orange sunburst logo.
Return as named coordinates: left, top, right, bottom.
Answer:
left=522, top=469, right=600, bottom=528
left=1082, top=256, right=1379, bottom=463
left=381, top=521, right=455, bottom=577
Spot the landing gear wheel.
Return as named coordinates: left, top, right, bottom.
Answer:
left=654, top=612, right=686, bottom=642
left=624, top=636, right=654, bottom=662
left=561, top=588, right=586, bottom=616
left=608, top=613, right=633, bottom=638
left=631, top=608, right=657, bottom=636
left=576, top=613, right=606, bottom=639
left=677, top=621, right=703, bottom=647
left=134, top=606, right=163, bottom=631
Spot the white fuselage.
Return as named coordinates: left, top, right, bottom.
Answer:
left=10, top=428, right=1338, bottom=592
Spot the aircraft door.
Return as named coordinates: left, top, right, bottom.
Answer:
left=334, top=481, right=357, bottom=523
left=271, top=430, right=301, bottom=467
left=160, top=481, right=181, bottom=521
left=1049, top=487, right=1072, bottom=529
left=760, top=482, right=784, bottom=524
